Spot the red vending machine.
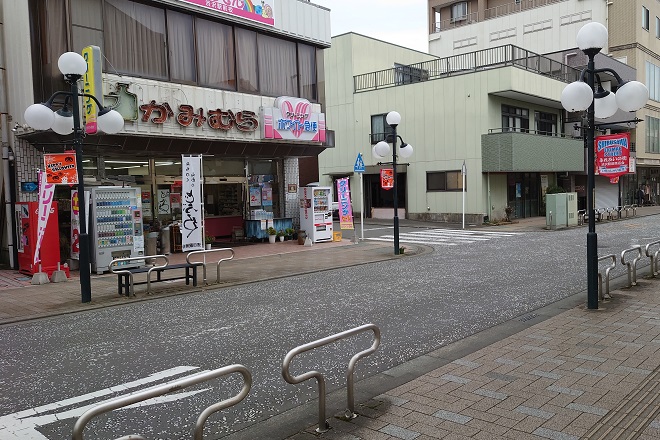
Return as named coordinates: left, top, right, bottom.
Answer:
left=16, top=201, right=65, bottom=277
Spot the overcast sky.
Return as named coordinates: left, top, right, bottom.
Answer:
left=313, top=0, right=429, bottom=53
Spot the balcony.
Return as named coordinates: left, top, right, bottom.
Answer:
left=354, top=45, right=580, bottom=93
left=481, top=129, right=583, bottom=172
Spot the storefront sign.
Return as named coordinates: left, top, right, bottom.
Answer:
left=249, top=187, right=261, bottom=207
left=35, top=171, right=55, bottom=265
left=71, top=190, right=80, bottom=260
left=44, top=153, right=78, bottom=185
left=139, top=100, right=258, bottom=133
left=595, top=133, right=630, bottom=179
left=181, top=155, right=203, bottom=252
left=262, top=97, right=326, bottom=142
left=82, top=45, right=102, bottom=134
left=176, top=0, right=274, bottom=26
left=157, top=189, right=171, bottom=215
left=380, top=169, right=393, bottom=190
left=337, top=178, right=354, bottom=230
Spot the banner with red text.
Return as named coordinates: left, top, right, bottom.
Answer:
left=336, top=178, right=354, bottom=230
left=34, top=171, right=55, bottom=265
left=44, top=153, right=78, bottom=185
left=380, top=169, right=393, bottom=190
left=595, top=133, right=630, bottom=179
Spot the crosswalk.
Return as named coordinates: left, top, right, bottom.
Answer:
left=366, top=228, right=522, bottom=246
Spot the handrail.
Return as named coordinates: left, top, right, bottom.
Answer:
left=645, top=240, right=660, bottom=278
left=282, top=324, right=381, bottom=433
left=110, top=255, right=168, bottom=295
left=621, top=246, right=643, bottom=287
left=186, top=248, right=235, bottom=284
left=597, top=254, right=616, bottom=300
left=71, top=364, right=252, bottom=440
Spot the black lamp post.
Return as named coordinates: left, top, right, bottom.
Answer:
left=561, top=22, right=648, bottom=309
left=373, top=111, right=413, bottom=255
left=24, top=52, right=125, bottom=303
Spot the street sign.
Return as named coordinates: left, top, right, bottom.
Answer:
left=354, top=153, right=365, bottom=173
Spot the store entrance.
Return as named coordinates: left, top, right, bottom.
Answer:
left=364, top=172, right=407, bottom=218
left=507, top=172, right=540, bottom=218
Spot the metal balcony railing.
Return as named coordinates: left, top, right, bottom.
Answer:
left=354, top=45, right=580, bottom=93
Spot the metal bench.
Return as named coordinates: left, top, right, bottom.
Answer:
left=110, top=255, right=200, bottom=296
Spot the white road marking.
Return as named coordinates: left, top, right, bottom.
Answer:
left=367, top=228, right=522, bottom=246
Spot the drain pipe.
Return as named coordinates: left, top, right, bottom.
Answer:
left=2, top=113, right=15, bottom=268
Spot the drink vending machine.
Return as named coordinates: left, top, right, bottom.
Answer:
left=91, top=187, right=145, bottom=274
left=299, top=186, right=333, bottom=242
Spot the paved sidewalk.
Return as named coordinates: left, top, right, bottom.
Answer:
left=285, top=277, right=660, bottom=440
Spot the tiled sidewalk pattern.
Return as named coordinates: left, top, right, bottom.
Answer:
left=287, top=282, right=660, bottom=440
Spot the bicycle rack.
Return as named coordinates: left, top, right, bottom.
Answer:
left=282, top=323, right=381, bottom=433
left=645, top=240, right=660, bottom=278
left=71, top=364, right=252, bottom=440
left=186, top=248, right=235, bottom=284
left=621, top=246, right=643, bottom=287
left=597, top=254, right=616, bottom=300
left=110, top=255, right=168, bottom=295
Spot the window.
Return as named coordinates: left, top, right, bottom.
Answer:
left=646, top=61, right=660, bottom=101
left=394, top=63, right=429, bottom=85
left=196, top=18, right=235, bottom=90
left=258, top=34, right=297, bottom=97
left=657, top=16, right=660, bottom=38
left=502, top=105, right=529, bottom=132
left=370, top=114, right=395, bottom=144
left=298, top=44, right=317, bottom=101
left=535, top=111, right=557, bottom=136
left=643, top=6, right=650, bottom=31
left=647, top=116, right=660, bottom=153
left=166, top=11, right=196, bottom=83
left=236, top=28, right=259, bottom=93
left=104, top=0, right=167, bottom=79
left=451, top=2, right=468, bottom=22
left=427, top=171, right=464, bottom=191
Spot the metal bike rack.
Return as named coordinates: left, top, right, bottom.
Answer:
left=577, top=209, right=586, bottom=226
left=621, top=246, right=643, bottom=287
left=186, top=248, right=235, bottom=284
left=645, top=240, right=660, bottom=278
left=110, top=255, right=168, bottom=295
left=597, top=254, right=616, bottom=300
left=72, top=364, right=252, bottom=440
left=282, top=323, right=381, bottom=433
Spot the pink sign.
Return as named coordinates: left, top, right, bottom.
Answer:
left=336, top=178, right=354, bottom=230
left=262, top=97, right=326, bottom=143
left=177, top=0, right=274, bottom=26
left=35, top=171, right=55, bottom=265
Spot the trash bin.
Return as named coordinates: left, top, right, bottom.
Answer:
left=161, top=226, right=171, bottom=255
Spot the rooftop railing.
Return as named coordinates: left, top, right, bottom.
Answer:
left=354, top=45, right=580, bottom=93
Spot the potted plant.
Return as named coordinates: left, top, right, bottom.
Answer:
left=267, top=226, right=277, bottom=244
left=277, top=229, right=285, bottom=242
left=285, top=227, right=295, bottom=240
left=204, top=234, right=214, bottom=250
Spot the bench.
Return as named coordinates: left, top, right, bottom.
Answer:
left=109, top=255, right=200, bottom=296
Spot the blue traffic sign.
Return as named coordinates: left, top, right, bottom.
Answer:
left=354, top=153, right=365, bottom=173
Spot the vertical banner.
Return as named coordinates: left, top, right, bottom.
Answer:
left=157, top=189, right=171, bottom=214
left=34, top=171, right=55, bottom=265
left=337, top=178, right=354, bottom=230
left=595, top=133, right=630, bottom=180
left=71, top=189, right=80, bottom=260
left=380, top=169, right=394, bottom=190
left=82, top=45, right=102, bottom=134
left=181, top=155, right=203, bottom=251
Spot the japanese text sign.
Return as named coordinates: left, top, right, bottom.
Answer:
left=44, top=153, right=78, bottom=185
left=380, top=169, right=393, bottom=190
left=336, top=178, right=354, bottom=230
left=595, top=133, right=630, bottom=179
left=181, top=155, right=203, bottom=251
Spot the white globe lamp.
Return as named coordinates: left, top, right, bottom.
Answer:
left=51, top=109, right=74, bottom=135
left=576, top=22, right=608, bottom=52
left=58, top=52, right=87, bottom=76
left=373, top=140, right=390, bottom=158
left=24, top=103, right=55, bottom=130
left=386, top=111, right=401, bottom=127
left=561, top=81, right=593, bottom=112
left=97, top=109, right=125, bottom=134
left=615, top=81, right=649, bottom=112
left=594, top=91, right=618, bottom=119
left=399, top=143, right=413, bottom=158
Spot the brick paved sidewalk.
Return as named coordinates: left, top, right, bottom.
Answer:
left=287, top=279, right=660, bottom=440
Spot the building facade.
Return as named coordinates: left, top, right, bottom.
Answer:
left=0, top=0, right=331, bottom=265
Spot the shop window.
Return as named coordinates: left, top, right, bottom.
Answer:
left=258, top=34, right=297, bottom=97
left=298, top=43, right=317, bottom=101
left=166, top=10, right=196, bottom=83
left=104, top=0, right=167, bottom=79
left=370, top=114, right=395, bottom=144
left=426, top=171, right=464, bottom=191
left=647, top=116, right=660, bottom=153
left=502, top=104, right=529, bottom=133
left=236, top=28, right=259, bottom=94
left=534, top=111, right=557, bottom=136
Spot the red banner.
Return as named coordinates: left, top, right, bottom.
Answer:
left=595, top=133, right=630, bottom=179
left=380, top=169, right=393, bottom=190
left=44, top=153, right=78, bottom=185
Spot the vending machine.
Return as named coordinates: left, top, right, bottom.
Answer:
left=16, top=202, right=67, bottom=277
left=299, top=186, right=333, bottom=242
left=91, top=187, right=145, bottom=274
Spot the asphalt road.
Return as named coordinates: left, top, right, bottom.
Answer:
left=1, top=216, right=659, bottom=439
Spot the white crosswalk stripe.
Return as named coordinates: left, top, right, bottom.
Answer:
left=367, top=228, right=522, bottom=246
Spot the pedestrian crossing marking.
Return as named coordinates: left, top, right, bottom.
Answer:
left=367, top=228, right=522, bottom=246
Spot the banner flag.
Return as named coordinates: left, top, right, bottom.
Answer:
left=181, top=155, right=204, bottom=251
left=34, top=170, right=55, bottom=265
left=337, top=178, right=354, bottom=230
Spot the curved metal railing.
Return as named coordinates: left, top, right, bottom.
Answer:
left=109, top=255, right=168, bottom=295
left=621, top=246, right=643, bottom=287
left=186, top=248, right=235, bottom=284
left=645, top=240, right=660, bottom=278
left=597, top=254, right=616, bottom=300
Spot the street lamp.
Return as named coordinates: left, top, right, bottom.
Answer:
left=560, top=22, right=648, bottom=310
left=24, top=51, right=124, bottom=303
left=372, top=110, right=414, bottom=255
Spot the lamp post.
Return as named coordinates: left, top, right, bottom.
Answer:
left=373, top=111, right=413, bottom=255
left=24, top=52, right=124, bottom=303
left=560, top=22, right=648, bottom=310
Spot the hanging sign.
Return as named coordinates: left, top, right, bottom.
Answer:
left=82, top=45, right=102, bottom=134
left=380, top=169, right=394, bottom=190
left=337, top=178, right=354, bottom=230
left=71, top=189, right=80, bottom=260
left=595, top=133, right=630, bottom=179
left=34, top=171, right=55, bottom=265
left=44, top=153, right=78, bottom=184
left=181, top=155, right=203, bottom=252
left=157, top=190, right=171, bottom=215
